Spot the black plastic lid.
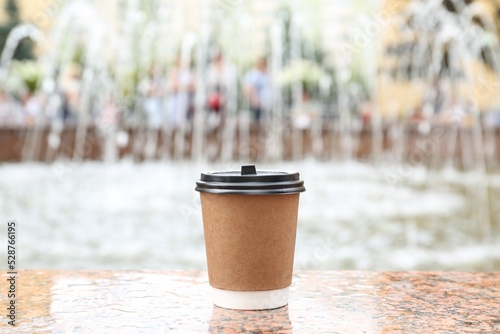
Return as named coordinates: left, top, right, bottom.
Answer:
left=195, top=165, right=306, bottom=195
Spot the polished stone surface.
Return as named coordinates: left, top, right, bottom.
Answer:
left=0, top=270, right=499, bottom=333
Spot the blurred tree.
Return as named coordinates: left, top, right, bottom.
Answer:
left=0, top=0, right=35, bottom=60
left=271, top=6, right=337, bottom=104
left=496, top=3, right=500, bottom=39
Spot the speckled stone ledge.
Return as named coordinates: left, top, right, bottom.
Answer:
left=0, top=271, right=498, bottom=333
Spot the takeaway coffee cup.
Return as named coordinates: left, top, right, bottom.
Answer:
left=195, top=165, right=305, bottom=310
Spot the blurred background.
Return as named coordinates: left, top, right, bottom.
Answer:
left=0, top=0, right=499, bottom=270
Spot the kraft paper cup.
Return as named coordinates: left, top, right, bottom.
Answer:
left=195, top=165, right=305, bottom=310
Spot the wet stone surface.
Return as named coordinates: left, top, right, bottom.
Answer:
left=0, top=270, right=498, bottom=333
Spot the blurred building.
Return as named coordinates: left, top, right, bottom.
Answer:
left=0, top=0, right=56, bottom=30
left=378, top=0, right=500, bottom=116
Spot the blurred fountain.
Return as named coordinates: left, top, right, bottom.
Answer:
left=0, top=24, right=43, bottom=159
left=0, top=0, right=328, bottom=163
left=0, top=24, right=42, bottom=84
left=0, top=0, right=498, bottom=271
left=0, top=0, right=495, bottom=170
left=386, top=0, right=500, bottom=241
left=0, top=1, right=497, bottom=170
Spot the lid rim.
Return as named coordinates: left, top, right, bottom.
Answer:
left=196, top=180, right=304, bottom=187
left=195, top=168, right=305, bottom=195
left=195, top=187, right=306, bottom=195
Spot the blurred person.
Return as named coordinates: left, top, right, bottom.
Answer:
left=483, top=109, right=500, bottom=128
left=60, top=65, right=81, bottom=123
left=359, top=98, right=373, bottom=128
left=291, top=89, right=322, bottom=129
left=22, top=91, right=42, bottom=126
left=166, top=58, right=196, bottom=128
left=97, top=93, right=121, bottom=129
left=410, top=105, right=427, bottom=126
left=243, top=57, right=273, bottom=122
left=422, top=79, right=446, bottom=116
left=98, top=93, right=122, bottom=162
left=139, top=66, right=166, bottom=129
left=439, top=96, right=468, bottom=125
left=206, top=51, right=237, bottom=129
left=0, top=90, right=24, bottom=127
left=432, top=80, right=445, bottom=115
left=140, top=66, right=166, bottom=160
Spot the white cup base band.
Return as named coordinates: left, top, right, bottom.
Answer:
left=211, top=286, right=289, bottom=310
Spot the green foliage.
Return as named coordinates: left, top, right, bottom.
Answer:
left=72, top=45, right=85, bottom=65
left=0, top=0, right=35, bottom=61
left=276, top=59, right=326, bottom=93
left=11, top=60, right=42, bottom=93
left=270, top=6, right=338, bottom=102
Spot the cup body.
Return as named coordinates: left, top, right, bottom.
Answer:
left=196, top=166, right=304, bottom=310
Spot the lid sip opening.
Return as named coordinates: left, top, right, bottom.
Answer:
left=195, top=165, right=305, bottom=195
left=241, top=165, right=257, bottom=175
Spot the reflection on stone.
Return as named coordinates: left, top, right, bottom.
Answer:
left=209, top=305, right=292, bottom=333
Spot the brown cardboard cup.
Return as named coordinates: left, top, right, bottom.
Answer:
left=195, top=165, right=305, bottom=310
